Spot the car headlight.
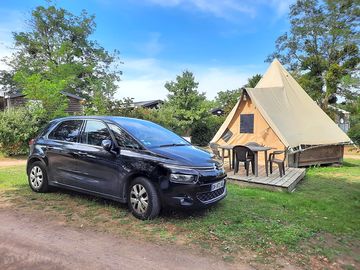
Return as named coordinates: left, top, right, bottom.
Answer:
left=218, top=164, right=225, bottom=174
left=169, top=173, right=198, bottom=184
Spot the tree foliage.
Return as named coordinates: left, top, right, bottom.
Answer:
left=14, top=72, right=68, bottom=119
left=214, top=89, right=241, bottom=115
left=0, top=107, right=47, bottom=155
left=268, top=0, right=360, bottom=108
left=214, top=75, right=262, bottom=115
left=190, top=115, right=224, bottom=146
left=245, top=74, right=262, bottom=88
left=1, top=3, right=121, bottom=117
left=162, top=71, right=210, bottom=135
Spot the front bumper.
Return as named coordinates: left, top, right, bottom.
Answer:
left=160, top=178, right=227, bottom=208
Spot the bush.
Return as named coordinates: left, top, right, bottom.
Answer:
left=0, top=107, right=47, bottom=156
left=191, top=116, right=225, bottom=146
left=348, top=123, right=360, bottom=146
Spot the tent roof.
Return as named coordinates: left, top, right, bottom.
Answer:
left=211, top=59, right=351, bottom=148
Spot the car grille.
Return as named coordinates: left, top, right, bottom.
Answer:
left=196, top=187, right=225, bottom=203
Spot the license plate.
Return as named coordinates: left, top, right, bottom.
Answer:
left=211, top=180, right=225, bottom=191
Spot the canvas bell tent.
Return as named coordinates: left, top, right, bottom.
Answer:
left=211, top=59, right=351, bottom=167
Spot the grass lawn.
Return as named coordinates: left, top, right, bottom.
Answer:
left=0, top=159, right=359, bottom=268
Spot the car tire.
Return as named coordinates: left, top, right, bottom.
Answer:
left=128, top=177, right=161, bottom=220
left=28, top=161, right=49, bottom=193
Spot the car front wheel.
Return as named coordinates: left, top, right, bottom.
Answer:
left=128, top=177, right=161, bottom=220
left=28, top=161, right=49, bottom=193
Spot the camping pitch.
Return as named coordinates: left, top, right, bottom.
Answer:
left=211, top=59, right=351, bottom=167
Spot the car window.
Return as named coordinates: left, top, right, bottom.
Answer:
left=48, top=120, right=83, bottom=142
left=107, top=123, right=141, bottom=149
left=81, top=120, right=112, bottom=146
left=114, top=119, right=189, bottom=148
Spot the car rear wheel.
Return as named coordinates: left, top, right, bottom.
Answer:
left=128, top=177, right=160, bottom=220
left=28, top=161, right=49, bottom=193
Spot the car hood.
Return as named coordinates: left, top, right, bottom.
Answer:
left=149, top=145, right=219, bottom=167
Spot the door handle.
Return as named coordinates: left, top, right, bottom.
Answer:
left=46, top=146, right=61, bottom=151
left=73, top=151, right=88, bottom=157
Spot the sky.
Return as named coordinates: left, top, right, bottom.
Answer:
left=0, top=0, right=295, bottom=101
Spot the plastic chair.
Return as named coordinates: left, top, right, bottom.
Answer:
left=209, top=143, right=221, bottom=158
left=268, top=148, right=288, bottom=177
left=209, top=143, right=230, bottom=166
left=233, top=145, right=255, bottom=176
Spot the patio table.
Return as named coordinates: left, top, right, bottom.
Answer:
left=218, top=145, right=273, bottom=177
left=218, top=145, right=233, bottom=169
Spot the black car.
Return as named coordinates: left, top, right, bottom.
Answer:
left=27, top=116, right=227, bottom=219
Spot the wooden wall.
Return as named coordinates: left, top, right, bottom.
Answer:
left=7, top=96, right=27, bottom=108
left=65, top=97, right=83, bottom=115
left=3, top=96, right=83, bottom=115
left=288, top=145, right=344, bottom=167
left=0, top=97, right=4, bottom=111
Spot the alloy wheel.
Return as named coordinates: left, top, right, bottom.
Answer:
left=130, top=184, right=149, bottom=214
left=29, top=166, right=43, bottom=189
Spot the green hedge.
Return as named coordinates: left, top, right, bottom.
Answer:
left=0, top=107, right=47, bottom=156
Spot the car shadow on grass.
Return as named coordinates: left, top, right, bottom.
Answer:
left=44, top=186, right=215, bottom=220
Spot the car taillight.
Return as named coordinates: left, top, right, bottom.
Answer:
left=29, top=139, right=35, bottom=146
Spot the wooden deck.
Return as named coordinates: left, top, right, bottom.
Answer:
left=226, top=165, right=306, bottom=192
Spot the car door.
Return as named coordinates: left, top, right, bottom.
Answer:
left=46, top=120, right=84, bottom=185
left=106, top=122, right=145, bottom=195
left=74, top=120, right=121, bottom=197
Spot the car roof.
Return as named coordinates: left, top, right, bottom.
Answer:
left=52, top=116, right=153, bottom=126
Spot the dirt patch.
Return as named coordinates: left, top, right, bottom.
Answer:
left=344, top=145, right=359, bottom=155
left=0, top=191, right=305, bottom=269
left=0, top=209, right=253, bottom=270
left=0, top=155, right=27, bottom=167
left=344, top=146, right=360, bottom=159
left=295, top=233, right=360, bottom=270
left=0, top=160, right=26, bottom=167
left=344, top=154, right=360, bottom=160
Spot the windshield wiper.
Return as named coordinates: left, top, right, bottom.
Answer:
left=159, top=143, right=188, bottom=147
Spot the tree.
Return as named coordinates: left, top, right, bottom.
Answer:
left=14, top=72, right=68, bottom=118
left=267, top=0, right=359, bottom=109
left=244, top=74, right=262, bottom=88
left=1, top=3, right=121, bottom=116
left=162, top=71, right=210, bottom=135
left=340, top=95, right=360, bottom=130
left=214, top=75, right=262, bottom=115
left=214, top=89, right=241, bottom=114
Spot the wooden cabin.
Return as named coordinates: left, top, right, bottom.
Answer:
left=2, top=91, right=84, bottom=115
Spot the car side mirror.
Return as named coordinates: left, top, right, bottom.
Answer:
left=101, top=139, right=113, bottom=152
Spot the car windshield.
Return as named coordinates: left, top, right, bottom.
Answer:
left=114, top=119, right=190, bottom=148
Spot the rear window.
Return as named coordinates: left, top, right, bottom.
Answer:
left=48, top=120, right=83, bottom=142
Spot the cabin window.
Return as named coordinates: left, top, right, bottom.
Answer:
left=240, top=114, right=254, bottom=133
left=222, top=128, right=233, bottom=142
